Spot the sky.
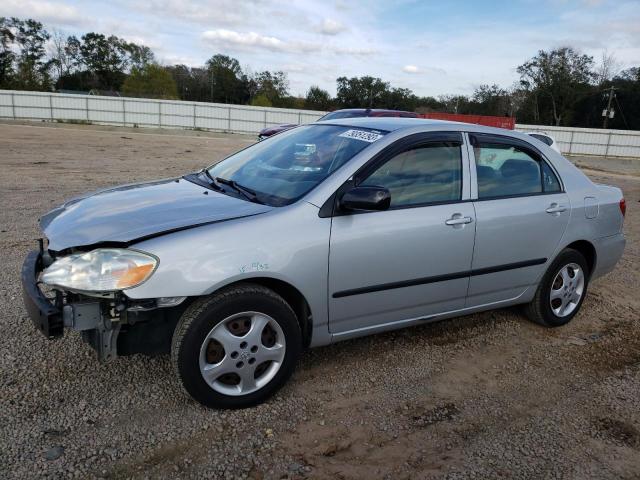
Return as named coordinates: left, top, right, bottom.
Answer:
left=1, top=0, right=639, bottom=97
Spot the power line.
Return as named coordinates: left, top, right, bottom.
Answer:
left=614, top=94, right=629, bottom=129
left=602, top=86, right=615, bottom=129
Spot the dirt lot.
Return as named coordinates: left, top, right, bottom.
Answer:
left=1, top=122, right=639, bottom=479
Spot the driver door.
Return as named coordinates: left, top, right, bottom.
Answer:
left=327, top=132, right=476, bottom=336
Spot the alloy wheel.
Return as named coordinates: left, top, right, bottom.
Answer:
left=198, top=311, right=286, bottom=396
left=549, top=262, right=585, bottom=318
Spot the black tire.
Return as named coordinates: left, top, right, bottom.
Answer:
left=171, top=283, right=302, bottom=409
left=524, top=248, right=590, bottom=327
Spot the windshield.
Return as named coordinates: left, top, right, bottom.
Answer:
left=207, top=124, right=386, bottom=206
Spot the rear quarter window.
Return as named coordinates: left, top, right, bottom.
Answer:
left=529, top=133, right=553, bottom=146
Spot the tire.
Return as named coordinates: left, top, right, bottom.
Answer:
left=171, top=283, right=302, bottom=409
left=524, top=248, right=590, bottom=327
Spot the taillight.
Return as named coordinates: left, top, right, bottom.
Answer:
left=620, top=198, right=626, bottom=217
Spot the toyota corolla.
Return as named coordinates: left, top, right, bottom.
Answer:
left=22, top=118, right=626, bottom=408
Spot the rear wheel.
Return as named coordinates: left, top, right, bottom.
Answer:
left=171, top=284, right=301, bottom=408
left=524, top=248, right=589, bottom=327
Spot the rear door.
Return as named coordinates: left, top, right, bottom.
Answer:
left=328, top=132, right=476, bottom=336
left=467, top=133, right=570, bottom=306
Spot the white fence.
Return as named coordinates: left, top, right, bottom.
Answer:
left=516, top=123, right=640, bottom=158
left=1, top=90, right=640, bottom=158
left=0, top=89, right=325, bottom=135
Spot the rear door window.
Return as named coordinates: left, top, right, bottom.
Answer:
left=471, top=135, right=562, bottom=199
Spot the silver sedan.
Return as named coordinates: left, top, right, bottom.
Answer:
left=22, top=118, right=626, bottom=408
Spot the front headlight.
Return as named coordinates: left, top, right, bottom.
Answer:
left=41, top=248, right=158, bottom=292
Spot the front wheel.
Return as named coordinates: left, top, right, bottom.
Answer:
left=171, top=284, right=302, bottom=409
left=524, top=248, right=590, bottom=327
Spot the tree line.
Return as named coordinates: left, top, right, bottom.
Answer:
left=1, top=17, right=639, bottom=129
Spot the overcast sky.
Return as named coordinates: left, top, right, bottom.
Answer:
left=2, top=0, right=639, bottom=97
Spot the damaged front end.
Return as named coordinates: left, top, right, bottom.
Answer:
left=22, top=241, right=189, bottom=362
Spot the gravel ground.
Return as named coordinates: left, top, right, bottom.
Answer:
left=0, top=122, right=639, bottom=479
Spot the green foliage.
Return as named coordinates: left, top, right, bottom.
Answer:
left=0, top=17, right=52, bottom=90
left=336, top=76, right=389, bottom=108
left=517, top=47, right=595, bottom=125
left=250, top=93, right=272, bottom=107
left=205, top=54, right=247, bottom=104
left=471, top=84, right=511, bottom=116
left=166, top=64, right=211, bottom=102
left=60, top=32, right=155, bottom=91
left=335, top=75, right=443, bottom=112
left=250, top=70, right=289, bottom=106
left=0, top=18, right=16, bottom=87
left=122, top=63, right=178, bottom=99
left=305, top=86, right=333, bottom=110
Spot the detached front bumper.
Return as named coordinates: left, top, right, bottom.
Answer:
left=21, top=248, right=187, bottom=361
left=21, top=249, right=117, bottom=360
left=21, top=250, right=64, bottom=338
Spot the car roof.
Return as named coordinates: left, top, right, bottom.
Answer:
left=315, top=116, right=458, bottom=132
left=331, top=108, right=414, bottom=114
left=314, top=116, right=540, bottom=143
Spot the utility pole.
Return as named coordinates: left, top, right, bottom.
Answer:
left=210, top=70, right=214, bottom=103
left=602, top=86, right=615, bottom=129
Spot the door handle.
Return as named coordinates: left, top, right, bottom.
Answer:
left=546, top=203, right=567, bottom=214
left=445, top=215, right=473, bottom=226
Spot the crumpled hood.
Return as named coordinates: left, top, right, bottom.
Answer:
left=41, top=178, right=272, bottom=251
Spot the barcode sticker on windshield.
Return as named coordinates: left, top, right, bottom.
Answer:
left=339, top=129, right=384, bottom=143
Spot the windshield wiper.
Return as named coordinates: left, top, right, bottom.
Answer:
left=196, top=168, right=219, bottom=189
left=214, top=176, right=261, bottom=203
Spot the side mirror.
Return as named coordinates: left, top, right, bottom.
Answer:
left=340, top=186, right=391, bottom=212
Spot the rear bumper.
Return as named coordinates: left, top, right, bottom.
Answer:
left=21, top=250, right=63, bottom=338
left=592, top=233, right=626, bottom=280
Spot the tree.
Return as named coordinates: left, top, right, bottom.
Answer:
left=471, top=84, right=511, bottom=116
left=250, top=93, right=272, bottom=107
left=60, top=32, right=154, bottom=91
left=595, top=50, right=622, bottom=85
left=166, top=64, right=210, bottom=101
left=383, top=87, right=418, bottom=111
left=437, top=94, right=470, bottom=114
left=48, top=29, right=73, bottom=83
left=414, top=96, right=445, bottom=113
left=0, top=18, right=53, bottom=90
left=251, top=70, right=289, bottom=106
left=122, top=63, right=178, bottom=99
left=304, top=85, right=332, bottom=110
left=336, top=76, right=390, bottom=108
left=205, top=54, right=247, bottom=104
left=517, top=47, right=595, bottom=125
left=78, top=33, right=129, bottom=89
left=0, top=17, right=16, bottom=88
left=127, top=44, right=154, bottom=70
left=619, top=67, right=639, bottom=82
left=572, top=66, right=640, bottom=130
